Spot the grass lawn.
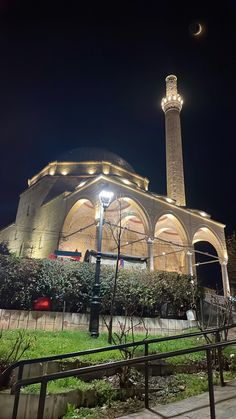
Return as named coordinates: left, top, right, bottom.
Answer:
left=2, top=329, right=236, bottom=419
left=0, top=330, right=122, bottom=363
left=1, top=328, right=235, bottom=365
left=0, top=330, right=236, bottom=363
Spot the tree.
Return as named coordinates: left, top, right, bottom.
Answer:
left=105, top=197, right=122, bottom=344
left=226, top=232, right=236, bottom=294
left=109, top=315, right=148, bottom=388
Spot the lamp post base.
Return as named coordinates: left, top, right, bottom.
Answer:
left=89, top=281, right=101, bottom=337
left=89, top=300, right=100, bottom=338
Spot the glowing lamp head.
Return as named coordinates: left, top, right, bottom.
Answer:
left=99, top=190, right=114, bottom=208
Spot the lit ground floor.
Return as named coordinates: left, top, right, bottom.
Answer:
left=0, top=176, right=231, bottom=296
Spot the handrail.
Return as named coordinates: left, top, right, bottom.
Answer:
left=11, top=337, right=236, bottom=419
left=12, top=339, right=236, bottom=385
left=2, top=323, right=235, bottom=384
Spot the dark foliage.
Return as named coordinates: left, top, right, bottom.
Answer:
left=0, top=242, right=10, bottom=256
left=0, top=255, right=194, bottom=318
left=227, top=232, right=236, bottom=285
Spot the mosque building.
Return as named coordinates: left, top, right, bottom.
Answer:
left=0, top=76, right=230, bottom=296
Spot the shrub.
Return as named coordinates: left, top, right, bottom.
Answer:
left=63, top=405, right=99, bottom=419
left=0, top=255, right=40, bottom=309
left=0, top=255, right=194, bottom=317
left=91, top=379, right=117, bottom=405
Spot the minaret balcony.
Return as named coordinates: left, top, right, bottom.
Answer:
left=161, top=94, right=183, bottom=112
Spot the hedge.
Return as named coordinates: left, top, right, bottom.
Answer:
left=0, top=255, right=194, bottom=318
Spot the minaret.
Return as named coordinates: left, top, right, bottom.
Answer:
left=161, top=75, right=186, bottom=206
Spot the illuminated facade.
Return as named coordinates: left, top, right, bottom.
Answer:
left=0, top=76, right=230, bottom=296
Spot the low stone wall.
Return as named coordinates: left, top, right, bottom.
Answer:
left=0, top=309, right=196, bottom=335
left=12, top=360, right=119, bottom=383
left=0, top=387, right=96, bottom=419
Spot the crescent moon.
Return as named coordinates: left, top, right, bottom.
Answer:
left=194, top=23, right=202, bottom=36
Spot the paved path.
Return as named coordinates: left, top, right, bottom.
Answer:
left=119, top=380, right=236, bottom=418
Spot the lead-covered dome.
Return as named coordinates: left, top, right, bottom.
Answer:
left=28, top=146, right=148, bottom=190
left=57, top=147, right=135, bottom=173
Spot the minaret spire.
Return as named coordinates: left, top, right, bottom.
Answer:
left=161, top=75, right=186, bottom=206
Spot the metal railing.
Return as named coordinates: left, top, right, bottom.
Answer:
left=2, top=323, right=235, bottom=388
left=11, top=338, right=236, bottom=419
left=8, top=324, right=236, bottom=419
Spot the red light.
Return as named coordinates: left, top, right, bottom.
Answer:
left=33, top=297, right=51, bottom=311
left=48, top=253, right=57, bottom=260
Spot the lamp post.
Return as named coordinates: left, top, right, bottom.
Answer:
left=89, top=190, right=114, bottom=337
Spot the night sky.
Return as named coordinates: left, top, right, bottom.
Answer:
left=0, top=1, right=236, bottom=237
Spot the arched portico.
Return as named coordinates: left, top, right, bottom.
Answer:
left=192, top=226, right=225, bottom=260
left=192, top=227, right=230, bottom=296
left=153, top=213, right=189, bottom=273
left=59, top=196, right=149, bottom=262
left=59, top=198, right=96, bottom=259
left=102, top=197, right=149, bottom=258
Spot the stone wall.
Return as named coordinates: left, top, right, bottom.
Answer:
left=0, top=309, right=196, bottom=335
left=0, top=387, right=96, bottom=419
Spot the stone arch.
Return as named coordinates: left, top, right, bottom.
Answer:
left=116, top=193, right=151, bottom=234
left=59, top=198, right=96, bottom=259
left=102, top=196, right=149, bottom=258
left=192, top=226, right=225, bottom=260
left=192, top=226, right=227, bottom=294
left=153, top=213, right=189, bottom=273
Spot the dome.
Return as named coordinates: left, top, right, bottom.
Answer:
left=57, top=147, right=135, bottom=173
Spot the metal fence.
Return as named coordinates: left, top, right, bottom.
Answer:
left=2, top=324, right=233, bottom=387
left=7, top=324, right=236, bottom=419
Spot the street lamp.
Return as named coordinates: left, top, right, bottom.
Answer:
left=89, top=189, right=114, bottom=337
